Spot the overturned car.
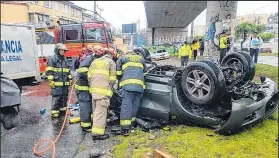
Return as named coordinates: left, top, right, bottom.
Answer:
left=110, top=49, right=278, bottom=135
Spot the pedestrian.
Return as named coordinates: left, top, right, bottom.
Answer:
left=249, top=31, right=263, bottom=63
left=74, top=44, right=96, bottom=132
left=199, top=39, right=204, bottom=56
left=219, top=31, right=228, bottom=63
left=46, top=43, right=72, bottom=118
left=178, top=41, right=192, bottom=67
left=191, top=39, right=199, bottom=61
left=74, top=47, right=88, bottom=69
left=88, top=48, right=117, bottom=140
left=116, top=50, right=147, bottom=136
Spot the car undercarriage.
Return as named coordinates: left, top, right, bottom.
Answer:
left=110, top=49, right=278, bottom=135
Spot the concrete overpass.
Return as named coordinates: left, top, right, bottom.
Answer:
left=144, top=1, right=238, bottom=53
left=144, top=1, right=207, bottom=45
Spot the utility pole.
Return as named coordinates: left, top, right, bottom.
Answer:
left=97, top=5, right=104, bottom=16
left=94, top=1, right=97, bottom=20
left=129, top=23, right=134, bottom=49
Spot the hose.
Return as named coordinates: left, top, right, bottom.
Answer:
left=33, top=78, right=79, bottom=158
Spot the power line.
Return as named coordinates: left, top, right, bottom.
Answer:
left=250, top=1, right=276, bottom=14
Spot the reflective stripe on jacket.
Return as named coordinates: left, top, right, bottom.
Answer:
left=178, top=44, right=192, bottom=59
left=75, top=54, right=95, bottom=92
left=219, top=35, right=228, bottom=49
left=88, top=54, right=116, bottom=99
left=116, top=52, right=147, bottom=92
left=46, top=54, right=71, bottom=96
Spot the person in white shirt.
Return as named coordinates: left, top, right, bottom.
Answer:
left=249, top=31, right=263, bottom=63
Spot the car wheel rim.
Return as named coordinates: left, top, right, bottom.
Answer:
left=225, top=58, right=244, bottom=77
left=186, top=70, right=211, bottom=99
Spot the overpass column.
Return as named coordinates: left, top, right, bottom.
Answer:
left=152, top=28, right=155, bottom=45
left=204, top=1, right=238, bottom=60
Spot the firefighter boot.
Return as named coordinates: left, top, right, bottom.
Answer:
left=92, top=134, right=109, bottom=140
left=51, top=110, right=60, bottom=118
left=116, top=129, right=129, bottom=136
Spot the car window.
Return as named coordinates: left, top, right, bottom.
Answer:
left=157, top=50, right=163, bottom=53
left=36, top=31, right=55, bottom=44
left=65, top=30, right=79, bottom=41
left=85, top=28, right=104, bottom=42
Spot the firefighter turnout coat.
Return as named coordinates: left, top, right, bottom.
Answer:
left=46, top=54, right=72, bottom=96
left=75, top=54, right=95, bottom=128
left=116, top=51, right=147, bottom=93
left=88, top=54, right=116, bottom=99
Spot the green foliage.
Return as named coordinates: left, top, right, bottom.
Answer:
left=146, top=45, right=176, bottom=54
left=259, top=32, right=275, bottom=42
left=235, top=22, right=266, bottom=40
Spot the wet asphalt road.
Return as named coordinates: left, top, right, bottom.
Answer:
left=1, top=81, right=118, bottom=158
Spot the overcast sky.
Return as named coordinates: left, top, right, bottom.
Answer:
left=72, top=1, right=278, bottom=30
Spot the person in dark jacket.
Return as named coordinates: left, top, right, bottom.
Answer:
left=116, top=50, right=147, bottom=136
left=199, top=39, right=204, bottom=56
left=46, top=43, right=72, bottom=118
left=75, top=44, right=95, bottom=131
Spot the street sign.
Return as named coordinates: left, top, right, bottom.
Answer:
left=122, top=23, right=137, bottom=33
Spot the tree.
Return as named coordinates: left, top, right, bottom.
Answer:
left=268, top=12, right=278, bottom=24
left=235, top=22, right=266, bottom=40
left=259, top=32, right=275, bottom=42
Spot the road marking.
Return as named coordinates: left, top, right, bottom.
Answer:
left=22, top=90, right=36, bottom=96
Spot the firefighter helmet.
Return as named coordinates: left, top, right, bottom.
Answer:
left=54, top=43, right=68, bottom=54
left=87, top=44, right=94, bottom=50
left=93, top=45, right=104, bottom=56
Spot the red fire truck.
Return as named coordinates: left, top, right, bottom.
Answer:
left=36, top=21, right=115, bottom=73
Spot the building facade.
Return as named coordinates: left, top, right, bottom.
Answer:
left=237, top=14, right=269, bottom=25
left=1, top=1, right=93, bottom=26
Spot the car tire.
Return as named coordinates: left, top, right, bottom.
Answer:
left=200, top=60, right=226, bottom=95
left=237, top=51, right=255, bottom=81
left=221, top=52, right=250, bottom=84
left=142, top=48, right=152, bottom=63
left=181, top=62, right=223, bottom=105
left=133, top=48, right=148, bottom=61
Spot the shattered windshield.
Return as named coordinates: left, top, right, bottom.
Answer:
left=85, top=28, right=104, bottom=42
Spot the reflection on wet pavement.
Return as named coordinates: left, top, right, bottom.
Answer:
left=1, top=81, right=114, bottom=158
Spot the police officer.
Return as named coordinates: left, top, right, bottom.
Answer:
left=116, top=50, right=147, bottom=136
left=75, top=44, right=96, bottom=131
left=219, top=31, right=228, bottom=63
left=88, top=48, right=116, bottom=140
left=46, top=43, right=72, bottom=118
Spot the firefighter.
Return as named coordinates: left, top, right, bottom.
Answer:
left=219, top=31, right=228, bottom=63
left=178, top=41, right=192, bottom=67
left=88, top=48, right=116, bottom=140
left=46, top=43, right=72, bottom=118
left=116, top=50, right=147, bottom=136
left=75, top=44, right=96, bottom=131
